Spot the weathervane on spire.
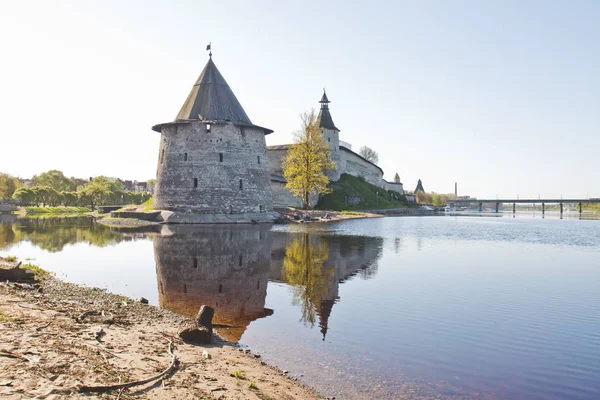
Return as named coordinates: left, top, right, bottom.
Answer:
left=206, top=42, right=212, bottom=58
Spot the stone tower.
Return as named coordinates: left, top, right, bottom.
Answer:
left=394, top=172, right=401, bottom=184
left=152, top=56, right=275, bottom=219
left=317, top=90, right=341, bottom=181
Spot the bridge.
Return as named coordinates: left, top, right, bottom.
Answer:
left=449, top=198, right=600, bottom=214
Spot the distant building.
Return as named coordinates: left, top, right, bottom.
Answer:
left=122, top=180, right=135, bottom=191
left=134, top=181, right=148, bottom=193
left=414, top=179, right=425, bottom=193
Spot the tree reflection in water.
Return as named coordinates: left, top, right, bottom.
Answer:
left=277, top=233, right=384, bottom=340
left=0, top=216, right=131, bottom=252
left=282, top=234, right=336, bottom=329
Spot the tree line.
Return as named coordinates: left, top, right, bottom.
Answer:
left=412, top=191, right=457, bottom=206
left=1, top=170, right=152, bottom=210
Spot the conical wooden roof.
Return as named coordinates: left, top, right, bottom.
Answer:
left=176, top=58, right=252, bottom=124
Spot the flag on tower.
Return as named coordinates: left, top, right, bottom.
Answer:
left=206, top=43, right=211, bottom=51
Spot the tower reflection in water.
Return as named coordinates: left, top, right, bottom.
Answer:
left=155, top=225, right=383, bottom=343
left=155, top=225, right=273, bottom=342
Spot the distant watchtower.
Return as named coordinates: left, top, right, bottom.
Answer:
left=415, top=179, right=425, bottom=193
left=152, top=56, right=274, bottom=216
left=317, top=90, right=341, bottom=180
left=394, top=172, right=401, bottom=184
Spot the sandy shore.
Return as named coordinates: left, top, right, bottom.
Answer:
left=0, top=261, right=324, bottom=400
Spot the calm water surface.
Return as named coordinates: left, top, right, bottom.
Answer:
left=1, top=213, right=599, bottom=399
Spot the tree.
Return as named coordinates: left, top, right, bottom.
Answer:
left=12, top=187, right=35, bottom=205
left=358, top=146, right=379, bottom=165
left=147, top=179, right=156, bottom=192
left=0, top=173, right=21, bottom=199
left=283, top=110, right=336, bottom=209
left=32, top=170, right=75, bottom=192
left=80, top=177, right=112, bottom=210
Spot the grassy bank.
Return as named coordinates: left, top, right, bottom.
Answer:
left=316, top=173, right=411, bottom=211
left=23, top=206, right=91, bottom=215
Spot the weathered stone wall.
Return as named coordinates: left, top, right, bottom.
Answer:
left=271, top=180, right=318, bottom=208
left=266, top=147, right=287, bottom=176
left=383, top=181, right=405, bottom=195
left=271, top=180, right=302, bottom=208
left=154, top=121, right=273, bottom=214
left=154, top=224, right=273, bottom=342
left=338, top=148, right=383, bottom=187
left=321, top=128, right=341, bottom=181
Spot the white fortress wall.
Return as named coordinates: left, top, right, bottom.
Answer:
left=383, top=181, right=405, bottom=195
left=339, top=147, right=383, bottom=187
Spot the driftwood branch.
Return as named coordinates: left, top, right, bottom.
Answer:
left=79, top=340, right=177, bottom=393
left=0, top=262, right=35, bottom=282
left=0, top=350, right=31, bottom=362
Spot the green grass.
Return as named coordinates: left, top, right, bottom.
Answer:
left=141, top=196, right=154, bottom=211
left=316, top=174, right=410, bottom=211
left=24, top=206, right=91, bottom=215
left=22, top=263, right=53, bottom=280
left=232, top=369, right=245, bottom=380
left=249, top=380, right=258, bottom=390
left=340, top=210, right=363, bottom=216
left=0, top=310, right=11, bottom=323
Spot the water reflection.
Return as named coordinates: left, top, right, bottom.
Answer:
left=271, top=233, right=383, bottom=340
left=154, top=225, right=384, bottom=342
left=154, top=225, right=274, bottom=342
left=0, top=216, right=128, bottom=252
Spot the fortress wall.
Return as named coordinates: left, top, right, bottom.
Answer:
left=155, top=121, right=273, bottom=214
left=383, top=181, right=405, bottom=195
left=271, top=180, right=318, bottom=208
left=271, top=180, right=303, bottom=208
left=267, top=147, right=287, bottom=176
left=339, top=148, right=383, bottom=187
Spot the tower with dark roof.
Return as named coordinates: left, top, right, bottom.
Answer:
left=415, top=179, right=425, bottom=193
left=317, top=90, right=341, bottom=180
left=152, top=56, right=275, bottom=220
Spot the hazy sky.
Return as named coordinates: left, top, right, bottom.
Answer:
left=1, top=0, right=598, bottom=198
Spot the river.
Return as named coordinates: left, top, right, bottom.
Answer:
left=1, top=212, right=599, bottom=399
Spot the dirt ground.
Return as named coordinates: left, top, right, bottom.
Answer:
left=0, top=266, right=324, bottom=400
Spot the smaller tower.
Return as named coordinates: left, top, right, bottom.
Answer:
left=317, top=90, right=341, bottom=181
left=415, top=179, right=425, bottom=193
left=394, top=172, right=401, bottom=184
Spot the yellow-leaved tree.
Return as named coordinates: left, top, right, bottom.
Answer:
left=282, top=234, right=335, bottom=327
left=282, top=110, right=335, bottom=209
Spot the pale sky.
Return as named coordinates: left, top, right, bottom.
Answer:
left=0, top=0, right=598, bottom=198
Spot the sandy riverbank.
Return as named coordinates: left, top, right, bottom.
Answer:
left=0, top=260, right=324, bottom=400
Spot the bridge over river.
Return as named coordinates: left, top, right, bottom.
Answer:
left=449, top=198, right=600, bottom=214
